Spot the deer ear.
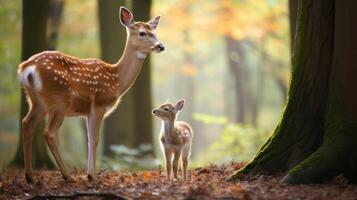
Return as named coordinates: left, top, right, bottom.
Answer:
left=148, top=15, right=161, bottom=29
left=120, top=6, right=133, bottom=27
left=174, top=99, right=185, bottom=112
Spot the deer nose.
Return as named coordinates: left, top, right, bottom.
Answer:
left=155, top=43, right=165, bottom=52
left=152, top=110, right=158, bottom=114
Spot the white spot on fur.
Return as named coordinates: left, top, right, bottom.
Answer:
left=20, top=64, right=43, bottom=91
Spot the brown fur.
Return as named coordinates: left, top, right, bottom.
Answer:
left=19, top=51, right=121, bottom=116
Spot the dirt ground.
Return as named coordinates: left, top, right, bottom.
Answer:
left=0, top=163, right=356, bottom=200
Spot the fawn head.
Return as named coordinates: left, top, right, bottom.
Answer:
left=152, top=100, right=185, bottom=120
left=120, top=6, right=165, bottom=54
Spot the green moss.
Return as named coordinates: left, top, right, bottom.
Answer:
left=283, top=128, right=357, bottom=184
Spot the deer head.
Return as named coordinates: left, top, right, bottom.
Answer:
left=120, top=6, right=165, bottom=55
left=152, top=100, right=185, bottom=120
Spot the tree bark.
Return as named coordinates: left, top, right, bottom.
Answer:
left=229, top=0, right=335, bottom=182
left=289, top=0, right=298, bottom=50
left=131, top=0, right=154, bottom=148
left=12, top=0, right=55, bottom=168
left=98, top=0, right=134, bottom=157
left=283, top=0, right=357, bottom=184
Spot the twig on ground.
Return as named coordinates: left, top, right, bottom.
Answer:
left=28, top=191, right=128, bottom=200
left=97, top=169, right=107, bottom=176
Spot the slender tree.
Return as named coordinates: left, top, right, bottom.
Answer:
left=12, top=0, right=55, bottom=168
left=225, top=37, right=248, bottom=124
left=47, top=0, right=64, bottom=51
left=229, top=0, right=357, bottom=184
left=98, top=0, right=135, bottom=157
left=130, top=0, right=154, bottom=148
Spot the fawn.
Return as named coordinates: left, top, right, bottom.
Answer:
left=18, top=6, right=164, bottom=183
left=152, top=100, right=193, bottom=180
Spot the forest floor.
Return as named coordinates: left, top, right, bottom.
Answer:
left=0, top=162, right=357, bottom=200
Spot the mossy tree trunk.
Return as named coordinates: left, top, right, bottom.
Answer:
left=12, top=0, right=55, bottom=168
left=98, top=0, right=135, bottom=157
left=230, top=0, right=357, bottom=184
left=283, top=0, right=357, bottom=184
left=228, top=0, right=357, bottom=183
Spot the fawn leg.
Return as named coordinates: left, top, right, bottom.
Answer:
left=86, top=106, right=105, bottom=181
left=182, top=145, right=190, bottom=180
left=173, top=150, right=182, bottom=180
left=164, top=148, right=173, bottom=180
left=22, top=104, right=46, bottom=183
left=45, top=111, right=72, bottom=181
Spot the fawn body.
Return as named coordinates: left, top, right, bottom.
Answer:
left=18, top=7, right=164, bottom=183
left=152, top=100, right=193, bottom=180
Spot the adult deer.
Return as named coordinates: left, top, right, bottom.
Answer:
left=18, top=7, right=164, bottom=183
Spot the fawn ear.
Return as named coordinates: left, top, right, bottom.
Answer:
left=174, top=99, right=185, bottom=112
left=148, top=15, right=161, bottom=30
left=120, top=6, right=134, bottom=27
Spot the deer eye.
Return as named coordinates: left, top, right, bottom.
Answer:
left=139, top=31, right=146, bottom=37
left=164, top=108, right=169, bottom=111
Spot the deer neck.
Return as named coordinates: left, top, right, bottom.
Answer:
left=113, top=39, right=147, bottom=94
left=162, top=118, right=175, bottom=140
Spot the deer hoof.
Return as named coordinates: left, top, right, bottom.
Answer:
left=64, top=175, right=74, bottom=182
left=87, top=174, right=97, bottom=182
left=25, top=173, right=34, bottom=184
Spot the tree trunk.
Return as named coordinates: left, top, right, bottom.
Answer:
left=283, top=0, right=357, bottom=184
left=98, top=0, right=134, bottom=157
left=131, top=0, right=154, bottom=148
left=181, top=8, right=198, bottom=155
left=251, top=41, right=267, bottom=127
left=225, top=37, right=246, bottom=124
left=289, top=0, right=298, bottom=50
left=230, top=0, right=357, bottom=184
left=47, top=0, right=64, bottom=50
left=229, top=0, right=335, bottom=182
left=12, top=0, right=55, bottom=168
left=247, top=40, right=288, bottom=103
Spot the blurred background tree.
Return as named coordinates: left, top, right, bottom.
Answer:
left=0, top=0, right=291, bottom=170
left=11, top=0, right=66, bottom=169
left=98, top=0, right=132, bottom=157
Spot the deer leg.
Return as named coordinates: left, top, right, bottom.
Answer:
left=164, top=148, right=173, bottom=181
left=86, top=106, right=105, bottom=181
left=182, top=145, right=191, bottom=180
left=22, top=104, right=46, bottom=184
left=44, top=111, right=72, bottom=181
left=173, top=150, right=182, bottom=180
